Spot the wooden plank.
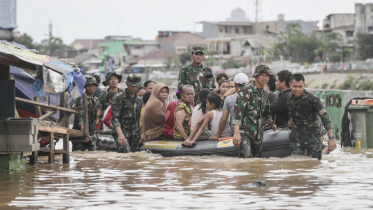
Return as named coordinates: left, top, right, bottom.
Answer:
left=48, top=132, right=55, bottom=164
left=63, top=134, right=70, bottom=163
left=59, top=112, right=71, bottom=128
left=33, top=96, right=42, bottom=118
left=16, top=97, right=81, bottom=114
left=68, top=129, right=83, bottom=137
left=38, top=126, right=67, bottom=134
left=38, top=111, right=56, bottom=121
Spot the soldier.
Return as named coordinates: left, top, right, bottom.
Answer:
left=288, top=74, right=336, bottom=160
left=72, top=76, right=103, bottom=151
left=111, top=73, right=143, bottom=153
left=99, top=72, right=123, bottom=111
left=232, top=65, right=276, bottom=158
left=178, top=45, right=216, bottom=103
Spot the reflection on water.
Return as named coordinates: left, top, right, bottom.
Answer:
left=1, top=145, right=373, bottom=209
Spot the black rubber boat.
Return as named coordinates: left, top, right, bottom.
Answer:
left=96, top=129, right=291, bottom=158
left=139, top=128, right=291, bottom=158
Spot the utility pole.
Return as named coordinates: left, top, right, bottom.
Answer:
left=254, top=0, right=261, bottom=23
left=48, top=21, right=53, bottom=55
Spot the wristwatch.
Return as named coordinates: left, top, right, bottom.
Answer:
left=328, top=136, right=335, bottom=140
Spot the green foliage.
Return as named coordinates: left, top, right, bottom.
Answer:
left=179, top=52, right=191, bottom=65
left=321, top=83, right=329, bottom=89
left=222, top=57, right=245, bottom=69
left=38, top=36, right=72, bottom=55
left=269, top=23, right=322, bottom=63
left=356, top=34, right=373, bottom=60
left=14, top=33, right=71, bottom=55
left=14, top=33, right=38, bottom=50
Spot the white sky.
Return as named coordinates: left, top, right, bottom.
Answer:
left=17, top=0, right=373, bottom=44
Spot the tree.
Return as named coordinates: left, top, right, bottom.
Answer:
left=38, top=36, right=72, bottom=55
left=14, top=33, right=38, bottom=50
left=270, top=23, right=322, bottom=63
left=356, top=34, right=373, bottom=60
left=179, top=52, right=191, bottom=65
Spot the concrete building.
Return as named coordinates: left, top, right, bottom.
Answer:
left=196, top=8, right=318, bottom=38
left=206, top=34, right=277, bottom=58
left=123, top=40, right=160, bottom=61
left=158, top=32, right=206, bottom=54
left=355, top=3, right=373, bottom=34
left=0, top=0, right=16, bottom=29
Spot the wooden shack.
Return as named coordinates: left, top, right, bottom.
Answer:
left=0, top=41, right=88, bottom=170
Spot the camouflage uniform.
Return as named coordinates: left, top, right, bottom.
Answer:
left=111, top=74, right=143, bottom=153
left=72, top=77, right=101, bottom=151
left=232, top=65, right=274, bottom=158
left=288, top=89, right=333, bottom=160
left=99, top=72, right=123, bottom=111
left=178, top=46, right=216, bottom=103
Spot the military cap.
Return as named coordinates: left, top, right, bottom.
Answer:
left=252, top=64, right=274, bottom=77
left=126, top=73, right=142, bottom=86
left=103, top=72, right=122, bottom=86
left=191, top=45, right=205, bottom=54
left=85, top=76, right=98, bottom=87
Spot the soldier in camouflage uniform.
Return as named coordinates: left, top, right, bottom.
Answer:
left=111, top=73, right=143, bottom=153
left=72, top=76, right=102, bottom=151
left=99, top=72, right=123, bottom=111
left=233, top=65, right=276, bottom=158
left=178, top=45, right=216, bottom=103
left=288, top=74, right=336, bottom=160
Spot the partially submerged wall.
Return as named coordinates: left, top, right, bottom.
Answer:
left=309, top=89, right=373, bottom=140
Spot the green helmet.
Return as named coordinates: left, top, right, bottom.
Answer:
left=252, top=64, right=274, bottom=77
left=85, top=76, right=98, bottom=87
left=126, top=73, right=142, bottom=86
left=191, top=45, right=205, bottom=54
left=103, top=72, right=122, bottom=86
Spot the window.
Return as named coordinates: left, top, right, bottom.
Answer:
left=220, top=28, right=223, bottom=33
left=368, top=26, right=373, bottom=32
left=266, top=25, right=269, bottom=30
left=346, top=31, right=354, bottom=37
left=225, top=26, right=228, bottom=33
left=235, top=27, right=239, bottom=34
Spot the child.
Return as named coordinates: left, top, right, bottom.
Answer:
left=184, top=93, right=231, bottom=146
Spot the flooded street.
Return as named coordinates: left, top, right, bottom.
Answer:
left=1, top=144, right=373, bottom=210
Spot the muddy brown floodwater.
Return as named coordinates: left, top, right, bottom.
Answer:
left=1, top=144, right=373, bottom=210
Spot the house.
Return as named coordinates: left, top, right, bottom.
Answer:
left=206, top=34, right=277, bottom=59
left=196, top=8, right=318, bottom=38
left=158, top=32, right=206, bottom=54
left=126, top=49, right=179, bottom=74
left=69, top=39, right=105, bottom=51
left=123, top=40, right=160, bottom=62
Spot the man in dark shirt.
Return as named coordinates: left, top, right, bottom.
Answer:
left=270, top=70, right=292, bottom=127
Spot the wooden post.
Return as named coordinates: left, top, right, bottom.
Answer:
left=30, top=151, right=38, bottom=165
left=82, top=93, right=89, bottom=138
left=48, top=132, right=55, bottom=164
left=59, top=92, right=69, bottom=127
left=33, top=96, right=43, bottom=118
left=63, top=134, right=69, bottom=163
left=0, top=63, right=9, bottom=81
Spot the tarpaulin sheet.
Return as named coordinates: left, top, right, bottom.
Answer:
left=10, top=66, right=71, bottom=117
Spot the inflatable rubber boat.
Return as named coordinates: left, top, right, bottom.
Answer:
left=97, top=129, right=291, bottom=158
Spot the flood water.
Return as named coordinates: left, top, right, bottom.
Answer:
left=1, top=143, right=373, bottom=210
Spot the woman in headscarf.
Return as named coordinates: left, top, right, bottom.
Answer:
left=141, top=83, right=169, bottom=141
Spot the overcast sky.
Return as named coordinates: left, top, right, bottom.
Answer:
left=17, top=0, right=372, bottom=44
